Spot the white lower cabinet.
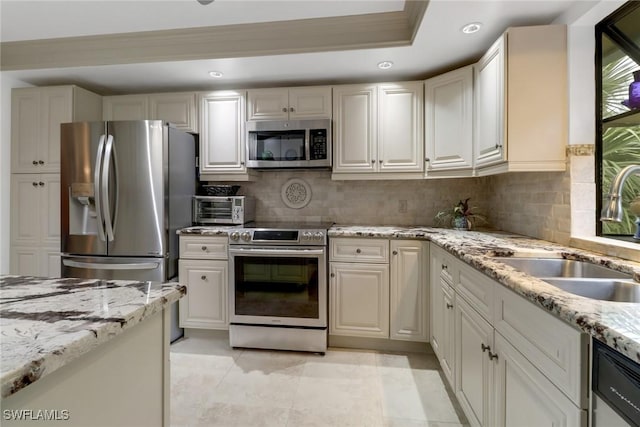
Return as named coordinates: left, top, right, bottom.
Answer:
left=330, top=262, right=390, bottom=338
left=178, top=236, right=229, bottom=330
left=455, top=296, right=494, bottom=427
left=329, top=238, right=428, bottom=342
left=429, top=243, right=587, bottom=427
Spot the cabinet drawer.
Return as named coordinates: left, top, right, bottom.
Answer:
left=457, top=261, right=494, bottom=322
left=493, top=285, right=588, bottom=407
left=330, top=238, right=389, bottom=263
left=436, top=246, right=459, bottom=286
left=179, top=236, right=228, bottom=260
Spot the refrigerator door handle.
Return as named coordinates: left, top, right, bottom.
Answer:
left=62, top=259, right=161, bottom=270
left=102, top=134, right=118, bottom=242
left=94, top=134, right=107, bottom=242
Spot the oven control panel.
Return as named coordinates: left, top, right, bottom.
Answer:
left=229, top=227, right=328, bottom=246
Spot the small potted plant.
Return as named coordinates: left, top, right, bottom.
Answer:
left=435, top=198, right=486, bottom=230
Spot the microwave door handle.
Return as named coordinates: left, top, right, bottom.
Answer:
left=229, top=248, right=326, bottom=256
left=94, top=134, right=107, bottom=242
left=305, top=128, right=311, bottom=161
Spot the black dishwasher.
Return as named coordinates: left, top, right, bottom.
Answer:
left=592, top=339, right=640, bottom=427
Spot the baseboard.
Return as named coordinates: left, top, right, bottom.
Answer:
left=329, top=335, right=433, bottom=353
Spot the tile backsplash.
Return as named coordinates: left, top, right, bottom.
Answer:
left=230, top=171, right=492, bottom=226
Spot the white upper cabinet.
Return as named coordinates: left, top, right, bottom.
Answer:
left=474, top=25, right=567, bottom=174
left=332, top=81, right=424, bottom=179
left=199, top=90, right=248, bottom=176
left=103, top=92, right=198, bottom=132
left=424, top=65, right=474, bottom=177
left=247, top=86, right=332, bottom=121
left=11, top=86, right=102, bottom=173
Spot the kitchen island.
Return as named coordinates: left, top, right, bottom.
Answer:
left=0, top=275, right=185, bottom=426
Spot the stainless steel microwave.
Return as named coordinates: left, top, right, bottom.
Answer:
left=246, top=119, right=331, bottom=168
left=192, top=196, right=255, bottom=225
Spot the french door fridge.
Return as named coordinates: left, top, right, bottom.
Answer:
left=60, top=120, right=195, bottom=338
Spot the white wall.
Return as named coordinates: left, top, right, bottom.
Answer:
left=0, top=74, right=32, bottom=274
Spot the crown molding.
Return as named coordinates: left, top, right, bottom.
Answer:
left=1, top=1, right=429, bottom=71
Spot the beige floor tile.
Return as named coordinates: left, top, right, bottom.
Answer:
left=200, top=402, right=290, bottom=427
left=209, top=370, right=301, bottom=409
left=287, top=407, right=384, bottom=427
left=293, top=375, right=383, bottom=416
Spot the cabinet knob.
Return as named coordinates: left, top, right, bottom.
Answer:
left=441, top=264, right=448, bottom=270
left=330, top=272, right=335, bottom=278
left=392, top=250, right=398, bottom=255
left=446, top=303, right=453, bottom=309
left=379, top=160, right=382, bottom=164
left=32, top=182, right=38, bottom=187
left=289, top=107, right=295, bottom=112
left=495, top=144, right=503, bottom=149
left=240, top=161, right=245, bottom=166
left=488, top=351, right=499, bottom=361
left=201, top=275, right=207, bottom=281
left=38, top=160, right=44, bottom=165
left=371, top=160, right=376, bottom=164
left=39, top=182, right=45, bottom=186
left=481, top=343, right=490, bottom=353
left=356, top=248, right=362, bottom=254
left=425, top=158, right=430, bottom=162
left=282, top=107, right=288, bottom=112
left=201, top=246, right=208, bottom=251
left=32, top=160, right=38, bottom=165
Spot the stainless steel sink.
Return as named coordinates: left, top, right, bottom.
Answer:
left=494, top=257, right=632, bottom=280
left=543, top=278, right=640, bottom=303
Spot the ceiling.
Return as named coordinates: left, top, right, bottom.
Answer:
left=0, top=0, right=590, bottom=95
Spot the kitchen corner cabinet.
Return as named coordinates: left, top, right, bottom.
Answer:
left=247, top=86, right=332, bottom=121
left=102, top=92, right=198, bottom=133
left=474, top=25, right=567, bottom=174
left=11, top=85, right=102, bottom=173
left=178, top=236, right=229, bottom=330
left=329, top=238, right=428, bottom=342
left=429, top=243, right=587, bottom=427
left=424, top=65, right=474, bottom=177
left=332, top=82, right=424, bottom=179
left=10, top=174, right=61, bottom=277
left=199, top=90, right=257, bottom=181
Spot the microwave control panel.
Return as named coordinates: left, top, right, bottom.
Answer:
left=310, top=129, right=328, bottom=160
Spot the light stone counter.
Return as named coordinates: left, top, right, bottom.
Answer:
left=329, top=225, right=640, bottom=363
left=0, top=275, right=185, bottom=399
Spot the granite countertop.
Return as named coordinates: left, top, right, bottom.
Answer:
left=329, top=225, right=640, bottom=363
left=178, top=225, right=239, bottom=236
left=0, top=276, right=185, bottom=398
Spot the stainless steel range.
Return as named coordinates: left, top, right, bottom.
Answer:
left=228, top=222, right=331, bottom=353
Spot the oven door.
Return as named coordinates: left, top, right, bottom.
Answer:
left=229, top=246, right=327, bottom=328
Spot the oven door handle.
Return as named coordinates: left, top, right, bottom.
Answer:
left=229, top=248, right=326, bottom=256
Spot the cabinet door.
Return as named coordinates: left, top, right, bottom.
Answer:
left=42, top=247, right=61, bottom=278
left=425, top=66, right=474, bottom=175
left=332, top=84, right=377, bottom=172
left=40, top=174, right=61, bottom=247
left=10, top=246, right=40, bottom=276
left=329, top=262, right=389, bottom=338
left=148, top=92, right=197, bottom=132
left=103, top=95, right=149, bottom=121
left=494, top=333, right=584, bottom=427
left=378, top=82, right=424, bottom=172
left=390, top=240, right=428, bottom=342
left=475, top=35, right=506, bottom=168
left=11, top=87, right=72, bottom=173
left=178, top=259, right=228, bottom=329
left=455, top=297, right=495, bottom=427
left=441, top=280, right=456, bottom=385
left=288, top=86, right=332, bottom=119
left=10, top=174, right=42, bottom=246
left=247, top=88, right=289, bottom=121
left=199, top=91, right=246, bottom=173
left=40, top=87, right=73, bottom=173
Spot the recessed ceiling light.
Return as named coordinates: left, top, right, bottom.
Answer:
left=461, top=22, right=482, bottom=34
left=208, top=71, right=223, bottom=78
left=377, top=61, right=394, bottom=70
left=197, top=0, right=215, bottom=5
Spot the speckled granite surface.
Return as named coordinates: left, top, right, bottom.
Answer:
left=178, top=225, right=239, bottom=236
left=329, top=225, right=640, bottom=363
left=0, top=276, right=185, bottom=398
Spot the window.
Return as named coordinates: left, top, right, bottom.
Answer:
left=596, top=1, right=640, bottom=242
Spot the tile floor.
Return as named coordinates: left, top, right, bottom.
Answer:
left=170, top=333, right=469, bottom=427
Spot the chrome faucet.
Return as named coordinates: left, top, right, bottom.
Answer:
left=600, top=164, right=640, bottom=222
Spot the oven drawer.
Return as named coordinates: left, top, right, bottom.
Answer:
left=179, top=236, right=228, bottom=260
left=330, top=238, right=389, bottom=263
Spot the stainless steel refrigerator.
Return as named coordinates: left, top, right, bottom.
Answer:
left=60, top=120, right=195, bottom=341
